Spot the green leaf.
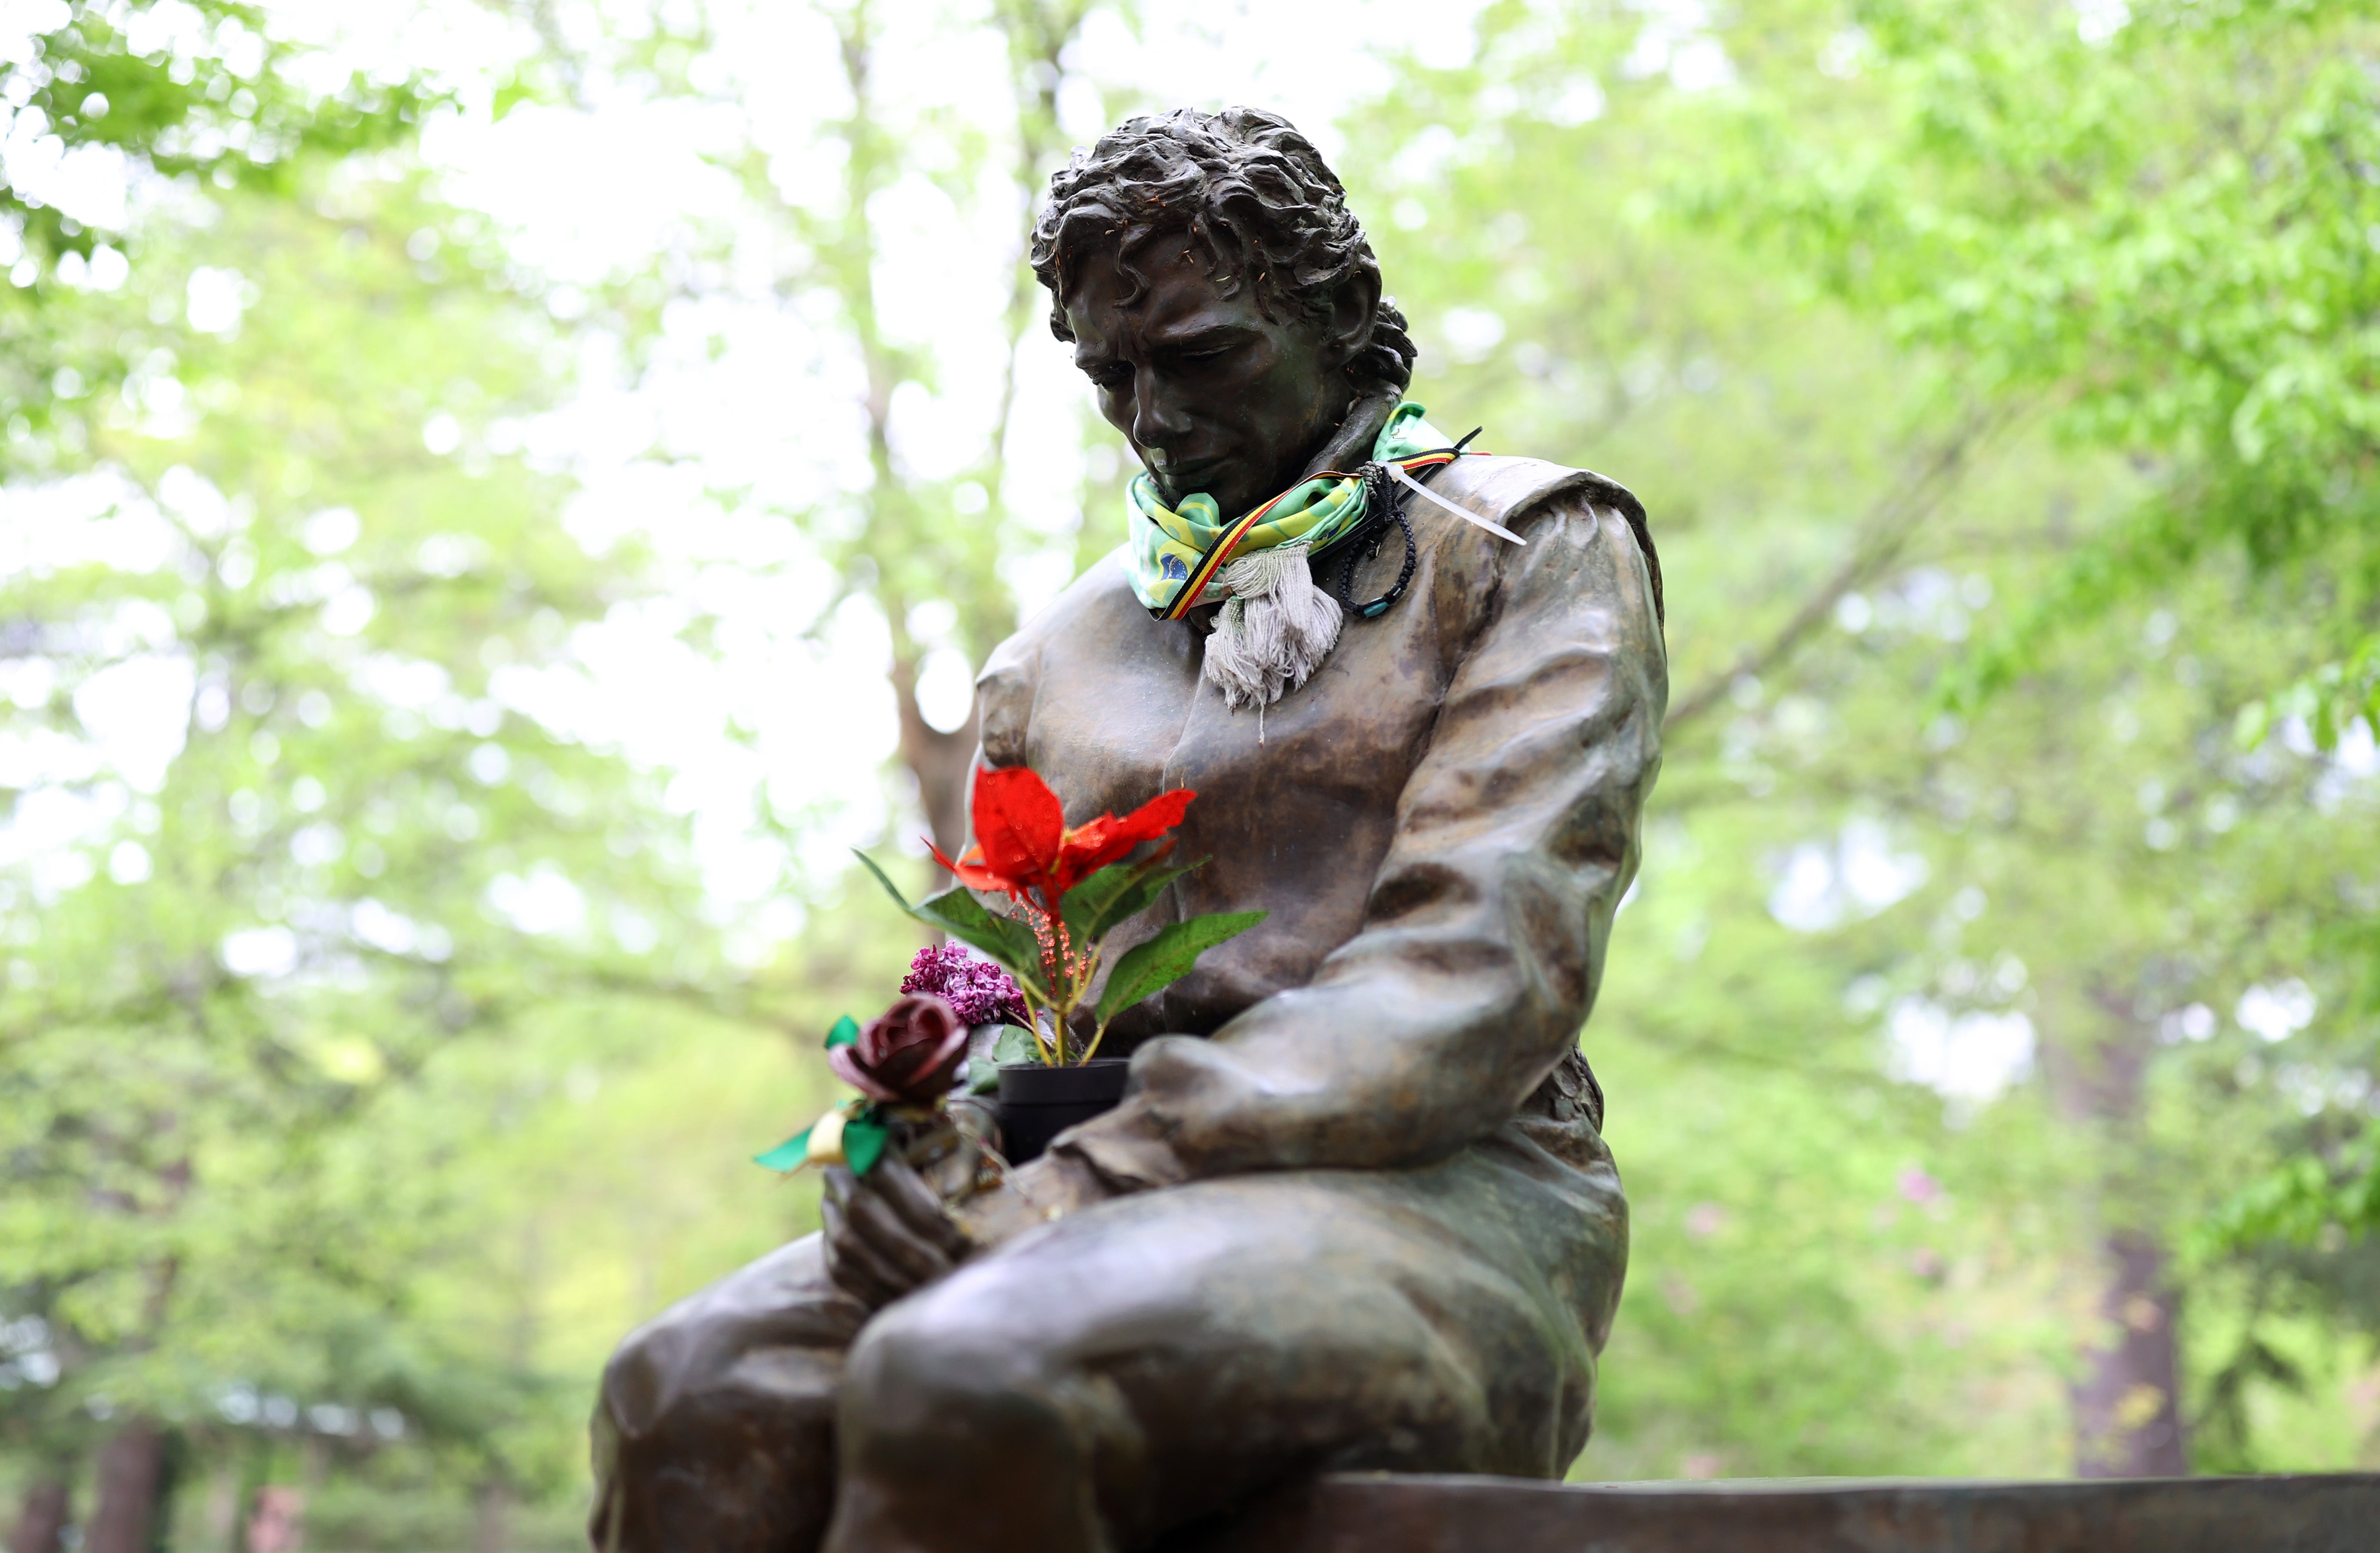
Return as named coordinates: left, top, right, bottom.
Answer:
left=1096, top=911, right=1266, bottom=1025
left=753, top=1127, right=812, bottom=1173
left=991, top=1023, right=1041, bottom=1068
left=843, top=1115, right=890, bottom=1176
left=1057, top=858, right=1141, bottom=942
left=916, top=885, right=1039, bottom=961
left=914, top=886, right=1051, bottom=1000
left=1061, top=855, right=1204, bottom=946
left=824, top=1014, right=859, bottom=1050
left=854, top=848, right=922, bottom=912
left=1088, top=861, right=1204, bottom=942
left=852, top=849, right=1051, bottom=1000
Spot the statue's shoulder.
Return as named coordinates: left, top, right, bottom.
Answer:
left=1431, top=452, right=1648, bottom=533
left=1431, top=453, right=1661, bottom=625
left=978, top=552, right=1148, bottom=767
left=981, top=547, right=1142, bottom=678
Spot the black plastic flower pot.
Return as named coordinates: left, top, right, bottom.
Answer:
left=996, top=1059, right=1130, bottom=1165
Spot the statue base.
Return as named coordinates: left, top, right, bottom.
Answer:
left=1167, top=1471, right=2380, bottom=1552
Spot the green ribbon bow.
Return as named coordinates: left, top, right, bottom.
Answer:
left=754, top=1015, right=890, bottom=1175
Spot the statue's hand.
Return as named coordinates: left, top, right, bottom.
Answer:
left=948, top=1152, right=1111, bottom=1249
left=819, top=1150, right=974, bottom=1311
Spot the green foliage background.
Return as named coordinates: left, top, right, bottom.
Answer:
left=5, top=0, right=2380, bottom=1546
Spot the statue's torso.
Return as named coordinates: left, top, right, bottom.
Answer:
left=975, top=454, right=1656, bottom=1059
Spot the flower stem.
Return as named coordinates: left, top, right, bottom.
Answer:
left=1019, top=985, right=1056, bottom=1065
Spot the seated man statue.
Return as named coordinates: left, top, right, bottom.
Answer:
left=589, top=106, right=1666, bottom=1553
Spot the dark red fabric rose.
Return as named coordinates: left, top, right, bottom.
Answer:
left=829, top=993, right=969, bottom=1104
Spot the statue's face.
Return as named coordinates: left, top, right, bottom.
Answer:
left=1063, top=230, right=1356, bottom=519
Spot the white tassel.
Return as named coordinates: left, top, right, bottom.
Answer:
left=1200, top=541, right=1342, bottom=712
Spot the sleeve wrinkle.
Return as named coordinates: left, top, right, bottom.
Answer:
left=1057, top=496, right=1665, bottom=1183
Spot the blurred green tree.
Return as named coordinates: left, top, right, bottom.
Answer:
left=1343, top=0, right=2380, bottom=1481
left=1699, top=0, right=2380, bottom=747
left=0, top=158, right=732, bottom=1553
left=1, top=0, right=425, bottom=478
left=548, top=0, right=1113, bottom=866
left=1676, top=0, right=2380, bottom=1468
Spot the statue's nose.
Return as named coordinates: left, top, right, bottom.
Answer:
left=1130, top=367, right=1194, bottom=455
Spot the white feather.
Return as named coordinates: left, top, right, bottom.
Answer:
left=1389, top=462, right=1525, bottom=544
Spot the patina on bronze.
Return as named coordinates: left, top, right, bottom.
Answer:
left=587, top=107, right=1666, bottom=1553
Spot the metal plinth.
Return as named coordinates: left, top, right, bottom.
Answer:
left=1177, top=1472, right=2380, bottom=1553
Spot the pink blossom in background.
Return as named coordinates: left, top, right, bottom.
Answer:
left=1898, top=1166, right=1944, bottom=1205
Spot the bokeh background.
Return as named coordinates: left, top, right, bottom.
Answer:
left=6, top=0, right=2380, bottom=1547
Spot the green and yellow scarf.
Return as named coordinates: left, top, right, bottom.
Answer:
left=1125, top=402, right=1454, bottom=620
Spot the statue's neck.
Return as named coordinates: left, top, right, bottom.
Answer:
left=1292, top=386, right=1400, bottom=487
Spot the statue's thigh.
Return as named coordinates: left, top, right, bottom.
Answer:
left=864, top=1166, right=1594, bottom=1533
left=592, top=1232, right=869, bottom=1553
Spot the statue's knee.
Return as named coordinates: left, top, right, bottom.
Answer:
left=599, top=1309, right=702, bottom=1439
left=842, top=1287, right=1066, bottom=1465
left=599, top=1236, right=842, bottom=1443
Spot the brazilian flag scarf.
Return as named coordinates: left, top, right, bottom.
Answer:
left=1124, top=401, right=1454, bottom=620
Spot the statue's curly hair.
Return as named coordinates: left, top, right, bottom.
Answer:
left=1030, top=107, right=1417, bottom=395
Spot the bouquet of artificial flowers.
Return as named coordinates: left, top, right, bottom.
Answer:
left=758, top=765, right=1260, bottom=1182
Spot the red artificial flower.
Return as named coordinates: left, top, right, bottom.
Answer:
left=829, top=993, right=970, bottom=1105
left=930, top=765, right=1193, bottom=908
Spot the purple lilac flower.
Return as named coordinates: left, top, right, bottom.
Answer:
left=900, top=943, right=1027, bottom=1028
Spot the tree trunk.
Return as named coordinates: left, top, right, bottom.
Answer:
left=202, top=1457, right=238, bottom=1551
left=84, top=1419, right=164, bottom=1553
left=820, top=2, right=1093, bottom=885
left=2070, top=1228, right=2189, bottom=1476
left=2047, top=990, right=2189, bottom=1477
left=291, top=1434, right=327, bottom=1552
left=7, top=1476, right=70, bottom=1553
left=890, top=648, right=981, bottom=868
left=473, top=1479, right=513, bottom=1553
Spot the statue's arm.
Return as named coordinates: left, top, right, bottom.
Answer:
left=1056, top=491, right=1668, bottom=1189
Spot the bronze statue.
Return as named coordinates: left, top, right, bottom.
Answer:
left=588, top=107, right=1665, bottom=1553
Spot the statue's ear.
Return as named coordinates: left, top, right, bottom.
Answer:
left=1319, top=268, right=1382, bottom=371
